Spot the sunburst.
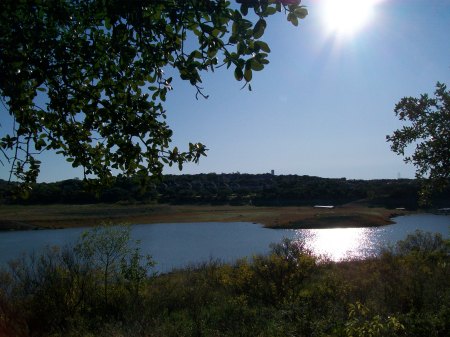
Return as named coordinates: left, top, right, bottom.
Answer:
left=322, top=0, right=379, bottom=37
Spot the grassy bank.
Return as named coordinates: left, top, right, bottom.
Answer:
left=0, top=203, right=409, bottom=230
left=0, top=227, right=448, bottom=337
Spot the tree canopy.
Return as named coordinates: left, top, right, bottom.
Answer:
left=0, top=0, right=307, bottom=188
left=387, top=82, right=450, bottom=203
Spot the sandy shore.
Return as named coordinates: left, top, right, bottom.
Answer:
left=0, top=203, right=409, bottom=231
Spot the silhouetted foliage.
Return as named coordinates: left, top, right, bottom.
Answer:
left=0, top=0, right=307, bottom=188
left=387, top=82, right=450, bottom=204
left=2, top=174, right=450, bottom=209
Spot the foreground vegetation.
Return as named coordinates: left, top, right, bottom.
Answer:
left=1, top=226, right=448, bottom=337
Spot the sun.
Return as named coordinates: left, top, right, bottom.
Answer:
left=321, top=0, right=378, bottom=37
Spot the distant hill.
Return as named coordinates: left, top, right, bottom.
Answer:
left=1, top=174, right=449, bottom=209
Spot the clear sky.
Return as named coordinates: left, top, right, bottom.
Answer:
left=1, top=0, right=450, bottom=182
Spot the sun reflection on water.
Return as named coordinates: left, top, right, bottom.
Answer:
left=292, top=227, right=375, bottom=261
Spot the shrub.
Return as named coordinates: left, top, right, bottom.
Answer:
left=392, top=230, right=448, bottom=256
left=0, top=224, right=155, bottom=336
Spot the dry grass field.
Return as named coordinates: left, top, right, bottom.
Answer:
left=0, top=203, right=409, bottom=230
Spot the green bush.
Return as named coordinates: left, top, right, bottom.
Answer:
left=393, top=230, right=448, bottom=256
left=0, top=230, right=448, bottom=336
left=0, top=224, right=156, bottom=336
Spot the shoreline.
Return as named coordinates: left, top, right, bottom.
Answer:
left=0, top=203, right=410, bottom=231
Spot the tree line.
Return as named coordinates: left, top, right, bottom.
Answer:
left=2, top=173, right=449, bottom=209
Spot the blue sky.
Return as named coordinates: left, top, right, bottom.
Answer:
left=1, top=0, right=450, bottom=182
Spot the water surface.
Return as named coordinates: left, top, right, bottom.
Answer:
left=0, top=214, right=448, bottom=273
left=292, top=214, right=449, bottom=260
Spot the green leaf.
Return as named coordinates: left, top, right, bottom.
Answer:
left=255, top=41, right=271, bottom=53
left=288, top=13, right=299, bottom=26
left=294, top=7, right=308, bottom=19
left=237, top=42, right=246, bottom=55
left=232, top=21, right=238, bottom=35
left=207, top=49, right=217, bottom=58
left=264, top=7, right=277, bottom=15
left=234, top=66, right=243, bottom=81
left=104, top=18, right=111, bottom=30
left=229, top=34, right=238, bottom=44
left=244, top=67, right=252, bottom=82
left=191, top=50, right=202, bottom=59
left=253, top=19, right=266, bottom=39
left=250, top=59, right=264, bottom=71
left=240, top=4, right=249, bottom=16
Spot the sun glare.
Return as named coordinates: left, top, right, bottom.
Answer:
left=322, top=0, right=378, bottom=37
left=293, top=227, right=371, bottom=260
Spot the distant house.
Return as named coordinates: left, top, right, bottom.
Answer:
left=437, top=208, right=450, bottom=214
left=313, top=205, right=335, bottom=209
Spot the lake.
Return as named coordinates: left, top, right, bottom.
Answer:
left=0, top=214, right=448, bottom=273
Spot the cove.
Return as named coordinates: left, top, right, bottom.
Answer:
left=0, top=214, right=448, bottom=273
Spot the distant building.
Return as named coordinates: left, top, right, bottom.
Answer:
left=271, top=170, right=275, bottom=175
left=437, top=208, right=450, bottom=214
left=313, top=205, right=335, bottom=209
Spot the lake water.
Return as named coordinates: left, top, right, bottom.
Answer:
left=0, top=214, right=448, bottom=273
